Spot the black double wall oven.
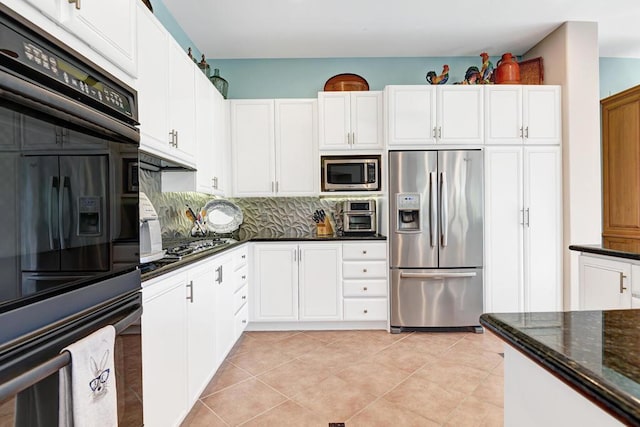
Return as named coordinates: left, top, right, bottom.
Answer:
left=0, top=5, right=142, bottom=426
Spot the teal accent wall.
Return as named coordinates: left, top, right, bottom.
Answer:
left=599, top=58, right=640, bottom=99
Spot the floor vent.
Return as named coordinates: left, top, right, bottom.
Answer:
left=329, top=423, right=346, bottom=427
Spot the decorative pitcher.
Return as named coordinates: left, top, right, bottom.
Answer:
left=495, top=53, right=520, bottom=84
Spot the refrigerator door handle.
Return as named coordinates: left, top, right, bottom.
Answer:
left=440, top=172, right=448, bottom=247
left=59, top=177, right=72, bottom=250
left=400, top=272, right=477, bottom=279
left=429, top=171, right=437, bottom=247
left=49, top=176, right=60, bottom=250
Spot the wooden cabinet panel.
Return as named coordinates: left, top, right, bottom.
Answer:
left=602, top=85, right=640, bottom=242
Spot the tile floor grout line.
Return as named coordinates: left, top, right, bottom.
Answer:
left=197, top=399, right=232, bottom=427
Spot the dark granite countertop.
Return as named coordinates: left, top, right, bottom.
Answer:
left=480, top=310, right=640, bottom=426
left=141, top=233, right=387, bottom=281
left=569, top=244, right=640, bottom=261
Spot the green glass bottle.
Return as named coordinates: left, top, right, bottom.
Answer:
left=210, top=68, right=228, bottom=99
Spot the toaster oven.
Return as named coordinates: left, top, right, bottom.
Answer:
left=342, top=200, right=377, bottom=235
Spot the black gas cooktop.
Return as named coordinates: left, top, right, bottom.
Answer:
left=139, top=238, right=235, bottom=274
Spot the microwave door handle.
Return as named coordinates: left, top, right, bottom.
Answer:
left=59, top=176, right=71, bottom=250
left=49, top=176, right=60, bottom=250
left=440, top=172, right=448, bottom=247
left=429, top=172, right=436, bottom=247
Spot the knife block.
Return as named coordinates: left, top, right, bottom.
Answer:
left=316, top=218, right=333, bottom=236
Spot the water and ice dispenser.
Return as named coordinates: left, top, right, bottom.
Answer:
left=396, top=193, right=421, bottom=232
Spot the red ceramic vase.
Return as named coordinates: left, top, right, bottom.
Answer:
left=495, top=53, right=521, bottom=84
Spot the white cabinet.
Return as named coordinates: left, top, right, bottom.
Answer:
left=385, top=85, right=483, bottom=146
left=579, top=255, right=631, bottom=310
left=318, top=91, right=383, bottom=150
left=136, top=5, right=196, bottom=169
left=252, top=242, right=342, bottom=322
left=22, top=0, right=137, bottom=77
left=342, top=242, right=388, bottom=321
left=214, top=255, right=236, bottom=364
left=232, top=246, right=249, bottom=339
left=231, top=99, right=317, bottom=197
left=142, top=271, right=189, bottom=427
left=485, top=85, right=561, bottom=145
left=484, top=146, right=562, bottom=313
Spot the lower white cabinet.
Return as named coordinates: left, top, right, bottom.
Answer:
left=342, top=242, right=388, bottom=321
left=142, top=244, right=249, bottom=427
left=252, top=242, right=342, bottom=321
left=579, top=254, right=632, bottom=310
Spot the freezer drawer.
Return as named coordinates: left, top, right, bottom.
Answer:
left=390, top=268, right=483, bottom=328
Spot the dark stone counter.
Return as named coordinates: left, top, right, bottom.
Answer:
left=480, top=310, right=640, bottom=426
left=569, top=244, right=640, bottom=261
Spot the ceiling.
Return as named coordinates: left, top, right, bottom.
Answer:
left=162, top=0, right=640, bottom=59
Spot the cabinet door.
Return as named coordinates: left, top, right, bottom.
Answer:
left=437, top=86, right=484, bottom=144
left=231, top=100, right=275, bottom=196
left=299, top=243, right=342, bottom=320
left=275, top=99, right=317, bottom=196
left=523, top=86, right=561, bottom=145
left=212, top=89, right=229, bottom=195
left=215, top=257, right=236, bottom=364
left=142, top=275, right=188, bottom=427
left=195, top=73, right=216, bottom=194
left=318, top=92, right=350, bottom=150
left=59, top=0, right=137, bottom=77
left=168, top=42, right=196, bottom=168
left=253, top=244, right=298, bottom=321
left=136, top=6, right=170, bottom=159
left=580, top=256, right=631, bottom=310
left=351, top=91, right=383, bottom=149
left=386, top=85, right=436, bottom=146
left=484, top=147, right=524, bottom=312
left=485, top=85, right=523, bottom=145
left=186, top=261, right=217, bottom=405
left=524, top=146, right=562, bottom=312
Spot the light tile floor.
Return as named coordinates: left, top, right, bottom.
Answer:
left=180, top=330, right=505, bottom=427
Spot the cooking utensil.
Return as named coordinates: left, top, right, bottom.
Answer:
left=186, top=204, right=206, bottom=235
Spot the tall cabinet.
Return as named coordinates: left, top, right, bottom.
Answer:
left=484, top=85, right=562, bottom=313
left=601, top=85, right=640, bottom=252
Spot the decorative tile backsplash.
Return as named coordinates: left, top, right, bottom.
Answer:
left=140, top=168, right=375, bottom=240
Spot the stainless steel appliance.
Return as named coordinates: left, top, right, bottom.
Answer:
left=389, top=150, right=484, bottom=332
left=321, top=155, right=381, bottom=191
left=342, top=199, right=377, bottom=235
left=139, top=192, right=164, bottom=263
left=0, top=5, right=142, bottom=425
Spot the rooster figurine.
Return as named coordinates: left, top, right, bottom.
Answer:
left=426, top=64, right=449, bottom=85
left=479, top=52, right=494, bottom=83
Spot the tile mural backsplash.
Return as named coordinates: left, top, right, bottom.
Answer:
left=140, top=168, right=374, bottom=240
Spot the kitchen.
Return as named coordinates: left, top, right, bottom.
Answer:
left=0, top=0, right=636, bottom=426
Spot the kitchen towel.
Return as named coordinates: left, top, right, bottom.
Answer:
left=59, top=325, right=117, bottom=427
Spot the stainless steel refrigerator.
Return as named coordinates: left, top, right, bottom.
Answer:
left=21, top=155, right=110, bottom=295
left=389, top=150, right=483, bottom=332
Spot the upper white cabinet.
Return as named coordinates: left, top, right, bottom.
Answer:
left=136, top=4, right=196, bottom=168
left=579, top=255, right=631, bottom=310
left=484, top=145, right=562, bottom=313
left=485, top=85, right=561, bottom=145
left=23, top=0, right=137, bottom=77
left=385, top=85, right=483, bottom=146
left=231, top=99, right=317, bottom=197
left=318, top=91, right=383, bottom=150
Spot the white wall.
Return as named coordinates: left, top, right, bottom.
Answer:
left=523, top=22, right=602, bottom=310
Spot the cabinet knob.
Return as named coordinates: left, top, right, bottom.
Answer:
left=242, top=295, right=246, bottom=300
left=242, top=255, right=246, bottom=259
left=363, top=287, right=368, bottom=291
left=363, top=268, right=368, bottom=273
left=242, top=275, right=246, bottom=280
left=242, top=319, right=247, bottom=324
left=362, top=250, right=367, bottom=254
left=363, top=309, right=368, bottom=314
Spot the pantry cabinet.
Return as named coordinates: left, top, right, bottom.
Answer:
left=579, top=255, right=631, bottom=310
left=385, top=85, right=483, bottom=146
left=318, top=91, right=383, bottom=150
left=484, top=146, right=562, bottom=313
left=22, top=0, right=137, bottom=77
left=231, top=99, right=317, bottom=197
left=485, top=85, right=561, bottom=145
left=136, top=4, right=196, bottom=169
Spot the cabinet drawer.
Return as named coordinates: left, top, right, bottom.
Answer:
left=235, top=303, right=249, bottom=336
left=343, top=298, right=387, bottom=320
left=234, top=284, right=248, bottom=314
left=235, top=264, right=249, bottom=291
left=343, top=279, right=387, bottom=297
left=343, top=261, right=387, bottom=279
left=342, top=243, right=386, bottom=261
left=233, top=246, right=249, bottom=271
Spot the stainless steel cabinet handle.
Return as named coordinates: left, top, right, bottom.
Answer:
left=430, top=172, right=437, bottom=247
left=400, top=272, right=477, bottom=279
left=271, top=181, right=274, bottom=192
left=440, top=172, right=448, bottom=247
left=186, top=281, right=194, bottom=302
left=216, top=266, right=222, bottom=284
left=352, top=132, right=356, bottom=145
left=620, top=273, right=628, bottom=293
left=68, top=0, right=81, bottom=10
left=520, top=209, right=525, bottom=225
left=293, top=249, right=297, bottom=262
left=525, top=126, right=529, bottom=138
left=519, top=127, right=523, bottom=138
left=438, top=126, right=442, bottom=139
left=345, top=133, right=350, bottom=145
left=175, top=130, right=179, bottom=147
left=213, top=176, right=218, bottom=189
left=299, top=248, right=302, bottom=261
left=275, top=181, right=279, bottom=193
left=525, top=208, right=530, bottom=227
left=432, top=127, right=437, bottom=138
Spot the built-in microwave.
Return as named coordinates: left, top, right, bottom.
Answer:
left=321, top=155, right=381, bottom=191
